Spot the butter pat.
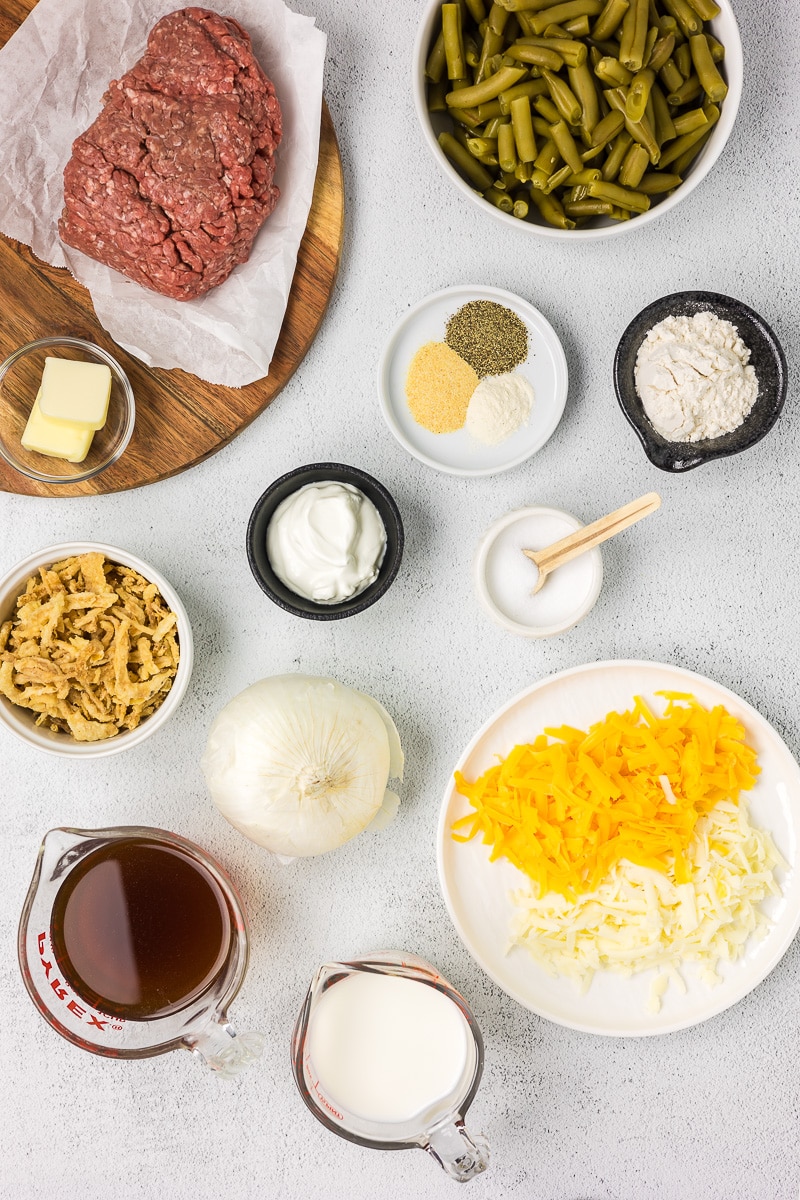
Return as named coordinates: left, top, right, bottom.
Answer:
left=38, top=357, right=112, bottom=430
left=21, top=390, right=95, bottom=463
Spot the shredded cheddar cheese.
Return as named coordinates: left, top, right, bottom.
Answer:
left=453, top=693, right=760, bottom=901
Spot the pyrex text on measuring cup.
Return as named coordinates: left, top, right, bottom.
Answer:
left=19, top=826, right=264, bottom=1076
left=292, top=952, right=489, bottom=1182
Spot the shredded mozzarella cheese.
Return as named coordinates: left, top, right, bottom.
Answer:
left=509, top=798, right=785, bottom=1009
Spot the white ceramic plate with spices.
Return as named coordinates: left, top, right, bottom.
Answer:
left=377, top=285, right=568, bottom=477
left=437, top=660, right=800, bottom=1036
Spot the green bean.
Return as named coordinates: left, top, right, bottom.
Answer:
left=494, top=0, right=560, bottom=11
left=517, top=35, right=588, bottom=66
left=476, top=100, right=505, bottom=119
left=542, top=68, right=582, bottom=122
left=445, top=65, right=526, bottom=105
left=484, top=184, right=515, bottom=210
left=595, top=57, right=633, bottom=87
left=544, top=162, right=573, bottom=191
left=515, top=160, right=535, bottom=181
left=465, top=0, right=489, bottom=20
left=670, top=123, right=712, bottom=174
left=637, top=170, right=682, bottom=192
left=643, top=25, right=659, bottom=66
left=438, top=131, right=496, bottom=187
left=530, top=167, right=551, bottom=188
left=426, top=31, right=447, bottom=82
left=533, top=114, right=555, bottom=136
left=603, top=87, right=661, bottom=161
left=689, top=33, right=727, bottom=102
left=448, top=105, right=485, bottom=128
left=528, top=1, right=603, bottom=36
left=427, top=80, right=449, bottom=112
left=601, top=129, right=633, bottom=178
left=497, top=120, right=518, bottom=168
left=563, top=14, right=592, bottom=34
left=464, top=34, right=480, bottom=67
left=626, top=68, right=655, bottom=120
left=476, top=26, right=504, bottom=79
left=550, top=118, right=584, bottom=171
left=650, top=82, right=676, bottom=141
left=647, top=31, right=675, bottom=71
left=585, top=178, right=650, bottom=209
left=608, top=205, right=632, bottom=219
left=512, top=192, right=530, bottom=217
left=667, top=75, right=703, bottom=106
left=516, top=12, right=536, bottom=33
left=534, top=136, right=562, bottom=172
left=674, top=40, right=692, bottom=76
left=618, top=141, right=650, bottom=185
left=568, top=60, right=601, bottom=132
left=533, top=94, right=563, bottom=122
left=672, top=104, right=707, bottom=134
left=442, top=4, right=467, bottom=79
left=483, top=116, right=504, bottom=135
left=706, top=34, right=724, bottom=62
left=619, top=0, right=649, bottom=70
left=488, top=2, right=511, bottom=34
left=657, top=100, right=718, bottom=163
left=564, top=197, right=614, bottom=215
left=662, top=0, right=702, bottom=36
left=510, top=95, right=539, bottom=159
left=685, top=0, right=719, bottom=16
left=467, top=135, right=500, bottom=155
left=505, top=43, right=566, bottom=70
left=591, top=0, right=629, bottom=40
left=499, top=78, right=549, bottom=111
left=590, top=108, right=625, bottom=147
left=564, top=167, right=602, bottom=183
left=529, top=185, right=576, bottom=226
left=658, top=57, right=684, bottom=93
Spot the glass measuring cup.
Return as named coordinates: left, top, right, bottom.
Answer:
left=19, top=826, right=264, bottom=1077
left=291, top=952, right=489, bottom=1182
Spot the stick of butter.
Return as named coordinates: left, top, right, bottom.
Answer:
left=21, top=389, right=95, bottom=463
left=38, top=357, right=112, bottom=430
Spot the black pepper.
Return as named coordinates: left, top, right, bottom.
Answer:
left=444, top=301, right=528, bottom=378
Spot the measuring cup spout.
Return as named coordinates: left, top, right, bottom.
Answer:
left=185, top=1017, right=265, bottom=1078
left=424, top=1117, right=489, bottom=1183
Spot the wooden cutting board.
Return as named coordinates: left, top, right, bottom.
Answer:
left=0, top=0, right=344, bottom=498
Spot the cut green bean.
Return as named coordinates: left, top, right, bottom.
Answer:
left=448, top=106, right=485, bottom=128
left=647, top=31, right=675, bottom=71
left=483, top=116, right=504, bottom=136
left=512, top=192, right=530, bottom=217
left=590, top=108, right=625, bottom=147
left=488, top=2, right=511, bottom=34
left=595, top=57, right=633, bottom=87
left=618, top=141, right=650, bottom=186
left=476, top=100, right=505, bottom=119
left=689, top=33, right=727, bottom=102
left=685, top=0, right=719, bottom=17
left=505, top=43, right=566, bottom=70
left=568, top=60, right=601, bottom=132
left=706, top=34, right=724, bottom=62
left=529, top=186, right=576, bottom=227
left=426, top=31, right=447, bottom=82
left=534, top=136, right=562, bottom=172
left=465, top=34, right=481, bottom=67
left=484, top=184, right=515, bottom=210
left=533, top=94, right=563, bottom=122
left=672, top=104, right=707, bottom=134
left=445, top=65, right=526, bottom=105
left=619, top=0, right=649, bottom=70
left=499, top=78, right=549, bottom=111
left=564, top=197, right=614, bottom=215
left=626, top=67, right=655, bottom=120
left=604, top=87, right=661, bottom=161
left=427, top=80, right=448, bottom=112
left=670, top=124, right=712, bottom=174
left=550, top=118, right=584, bottom=171
left=674, top=40, right=692, bottom=76
left=533, top=114, right=554, bottom=136
left=442, top=4, right=467, bottom=80
left=563, top=14, right=592, bottom=34
left=662, top=0, right=702, bottom=37
left=528, top=1, right=603, bottom=36
left=637, top=170, right=682, bottom=192
left=658, top=100, right=718, bottom=164
left=650, top=82, right=676, bottom=141
left=510, top=95, right=539, bottom=159
left=497, top=120, right=518, bottom=168
left=591, top=0, right=629, bottom=40
left=517, top=35, right=588, bottom=66
left=438, top=131, right=496, bottom=188
left=542, top=68, right=582, bottom=122
left=667, top=75, right=703, bottom=106
left=601, top=129, right=633, bottom=178
left=658, top=57, right=684, bottom=93
left=476, top=26, right=505, bottom=80
left=467, top=135, right=500, bottom=156
left=465, top=0, right=489, bottom=21
left=585, top=178, right=650, bottom=209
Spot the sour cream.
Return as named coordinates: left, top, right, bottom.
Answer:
left=266, top=481, right=387, bottom=604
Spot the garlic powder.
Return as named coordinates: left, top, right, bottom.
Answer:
left=634, top=311, right=759, bottom=443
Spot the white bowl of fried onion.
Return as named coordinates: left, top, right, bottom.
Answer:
left=0, top=542, right=193, bottom=757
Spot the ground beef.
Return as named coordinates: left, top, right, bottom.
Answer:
left=59, top=7, right=282, bottom=301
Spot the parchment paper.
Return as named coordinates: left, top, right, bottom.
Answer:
left=0, top=0, right=327, bottom=386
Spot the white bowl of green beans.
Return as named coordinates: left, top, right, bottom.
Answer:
left=412, top=0, right=742, bottom=239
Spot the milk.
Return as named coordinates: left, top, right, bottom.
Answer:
left=307, top=971, right=472, bottom=1126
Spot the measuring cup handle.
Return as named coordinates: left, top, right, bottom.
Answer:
left=185, top=1017, right=265, bottom=1079
left=425, top=1117, right=489, bottom=1182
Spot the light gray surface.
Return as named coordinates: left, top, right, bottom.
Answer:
left=1, top=1, right=799, bottom=1198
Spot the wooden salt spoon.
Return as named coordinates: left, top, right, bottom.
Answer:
left=523, top=492, right=661, bottom=595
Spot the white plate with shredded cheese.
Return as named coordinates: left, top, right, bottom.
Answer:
left=437, top=660, right=800, bottom=1035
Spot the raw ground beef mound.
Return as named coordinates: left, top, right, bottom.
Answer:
left=59, top=7, right=282, bottom=301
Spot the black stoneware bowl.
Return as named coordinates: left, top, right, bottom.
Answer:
left=614, top=292, right=787, bottom=473
left=246, top=463, right=404, bottom=620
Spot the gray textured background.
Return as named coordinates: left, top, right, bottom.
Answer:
left=2, top=1, right=799, bottom=1197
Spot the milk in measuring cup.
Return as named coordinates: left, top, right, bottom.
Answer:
left=307, top=971, right=472, bottom=1124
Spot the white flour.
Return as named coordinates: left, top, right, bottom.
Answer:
left=634, top=311, right=759, bottom=443
left=466, top=372, right=534, bottom=445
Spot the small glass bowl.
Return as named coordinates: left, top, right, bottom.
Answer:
left=0, top=336, right=135, bottom=484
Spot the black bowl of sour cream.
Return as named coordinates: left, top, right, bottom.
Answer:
left=247, top=463, right=405, bottom=620
left=614, top=291, right=787, bottom=473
